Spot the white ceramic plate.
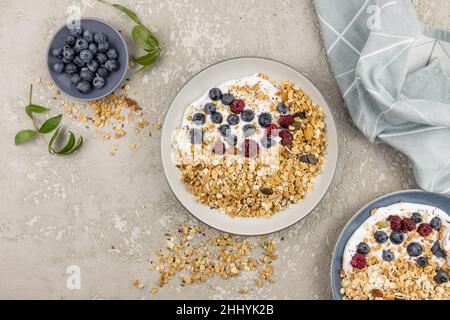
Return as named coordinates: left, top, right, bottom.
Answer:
left=161, top=57, right=338, bottom=235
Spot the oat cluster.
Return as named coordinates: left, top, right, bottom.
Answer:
left=176, top=78, right=327, bottom=217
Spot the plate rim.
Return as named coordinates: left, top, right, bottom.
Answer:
left=46, top=17, right=129, bottom=101
left=330, top=189, right=450, bottom=300
left=161, top=56, right=339, bottom=236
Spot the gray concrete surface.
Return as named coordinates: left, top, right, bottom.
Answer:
left=0, top=0, right=448, bottom=300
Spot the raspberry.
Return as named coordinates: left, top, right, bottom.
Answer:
left=242, top=139, right=259, bottom=158
left=387, top=215, right=402, bottom=231
left=279, top=130, right=293, bottom=146
left=402, top=218, right=416, bottom=232
left=279, top=115, right=294, bottom=128
left=230, top=99, right=245, bottom=114
left=211, top=141, right=226, bottom=155
left=417, top=223, right=433, bottom=237
left=350, top=253, right=366, bottom=269
left=265, top=124, right=279, bottom=137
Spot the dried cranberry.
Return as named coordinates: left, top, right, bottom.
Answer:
left=279, top=130, right=293, bottom=146
left=265, top=124, right=279, bottom=137
left=402, top=218, right=416, bottom=232
left=417, top=223, right=433, bottom=237
left=230, top=99, right=245, bottom=114
left=211, top=141, right=226, bottom=155
left=279, top=115, right=294, bottom=128
left=242, top=139, right=259, bottom=158
left=350, top=253, right=367, bottom=269
left=387, top=215, right=402, bottom=231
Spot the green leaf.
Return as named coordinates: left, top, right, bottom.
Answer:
left=132, top=25, right=159, bottom=51
left=112, top=4, right=142, bottom=24
left=62, top=136, right=84, bottom=155
left=25, top=104, right=50, bottom=118
left=134, top=49, right=160, bottom=66
left=15, top=130, right=37, bottom=145
left=56, top=131, right=76, bottom=155
left=48, top=126, right=62, bottom=154
left=39, top=114, right=62, bottom=133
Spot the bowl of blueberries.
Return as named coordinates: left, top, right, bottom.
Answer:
left=48, top=18, right=128, bottom=101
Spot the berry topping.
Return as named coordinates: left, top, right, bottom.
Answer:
left=387, top=215, right=403, bottom=231
left=356, top=242, right=370, bottom=255
left=299, top=155, right=309, bottom=163
left=211, top=112, right=223, bottom=124
left=242, top=139, right=259, bottom=158
left=389, top=230, right=405, bottom=245
left=279, top=130, right=293, bottom=146
left=209, top=88, right=222, bottom=101
left=417, top=223, right=432, bottom=237
left=294, top=112, right=306, bottom=119
left=434, top=270, right=449, bottom=284
left=230, top=99, right=245, bottom=114
left=241, top=109, right=255, bottom=122
left=192, top=113, right=206, bottom=125
left=221, top=93, right=235, bottom=106
left=265, top=124, right=279, bottom=137
left=382, top=250, right=395, bottom=262
left=189, top=128, right=202, bottom=144
left=227, top=114, right=240, bottom=126
left=431, top=241, right=446, bottom=258
left=226, top=134, right=238, bottom=147
left=258, top=113, right=272, bottom=128
left=350, top=253, right=366, bottom=269
left=401, top=218, right=416, bottom=232
left=243, top=124, right=256, bottom=137
left=279, top=115, right=294, bottom=128
left=406, top=242, right=422, bottom=257
left=204, top=103, right=216, bottom=114
left=430, top=217, right=442, bottom=230
left=218, top=124, right=230, bottom=137
left=211, top=141, right=226, bottom=155
left=416, top=256, right=428, bottom=268
left=307, top=155, right=318, bottom=165
left=374, top=231, right=388, bottom=244
left=261, top=136, right=273, bottom=149
left=277, top=101, right=289, bottom=114
left=411, top=212, right=422, bottom=223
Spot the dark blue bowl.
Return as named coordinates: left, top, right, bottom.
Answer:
left=331, top=190, right=450, bottom=300
left=47, top=18, right=128, bottom=101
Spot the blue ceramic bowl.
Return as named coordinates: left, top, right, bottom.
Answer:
left=331, top=190, right=450, bottom=300
left=47, top=18, right=128, bottom=101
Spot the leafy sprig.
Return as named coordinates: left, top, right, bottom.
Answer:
left=98, top=0, right=161, bottom=73
left=14, top=85, right=83, bottom=156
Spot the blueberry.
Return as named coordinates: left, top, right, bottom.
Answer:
left=62, top=57, right=72, bottom=64
left=210, top=112, right=223, bottom=124
left=221, top=93, right=234, bottom=106
left=382, top=250, right=395, bottom=262
left=431, top=241, right=446, bottom=258
left=294, top=112, right=306, bottom=119
left=80, top=69, right=94, bottom=83
left=105, top=59, right=119, bottom=72
left=390, top=230, right=405, bottom=245
left=411, top=212, right=422, bottom=224
left=218, top=124, right=230, bottom=137
left=416, top=256, right=428, bottom=268
left=52, top=62, right=64, bottom=73
left=277, top=101, right=288, bottom=114
left=243, top=124, right=256, bottom=137
left=189, top=128, right=202, bottom=144
left=52, top=47, right=63, bottom=58
left=74, top=38, right=89, bottom=53
left=258, top=112, right=272, bottom=128
left=62, top=44, right=71, bottom=52
left=434, top=270, right=449, bottom=284
left=79, top=50, right=94, bottom=63
left=63, top=48, right=76, bottom=61
left=209, top=88, right=222, bottom=101
left=241, top=109, right=255, bottom=122
left=83, top=30, right=94, bottom=43
left=308, top=155, right=318, bottom=165
left=374, top=231, right=388, bottom=244
left=97, top=41, right=110, bottom=53
left=107, top=48, right=118, bottom=60
left=261, top=136, right=273, bottom=149
left=76, top=80, right=92, bottom=94
left=70, top=73, right=82, bottom=85
left=73, top=56, right=85, bottom=67
left=226, top=134, right=238, bottom=147
left=192, top=113, right=206, bottom=125
left=69, top=27, right=83, bottom=37
left=96, top=53, right=108, bottom=65
left=64, top=63, right=78, bottom=75
left=227, top=114, right=239, bottom=126
left=97, top=66, right=109, bottom=78
left=204, top=103, right=216, bottom=114
left=356, top=242, right=370, bottom=255
left=94, top=33, right=107, bottom=44
left=430, top=217, right=442, bottom=230
left=406, top=242, right=422, bottom=257
left=65, top=35, right=76, bottom=46
left=299, top=155, right=310, bottom=163
left=92, top=76, right=105, bottom=89
left=87, top=60, right=99, bottom=72
left=88, top=43, right=98, bottom=54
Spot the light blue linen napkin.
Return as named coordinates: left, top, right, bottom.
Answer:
left=314, top=0, right=450, bottom=194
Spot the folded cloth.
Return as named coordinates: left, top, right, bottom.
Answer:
left=314, top=0, right=450, bottom=194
